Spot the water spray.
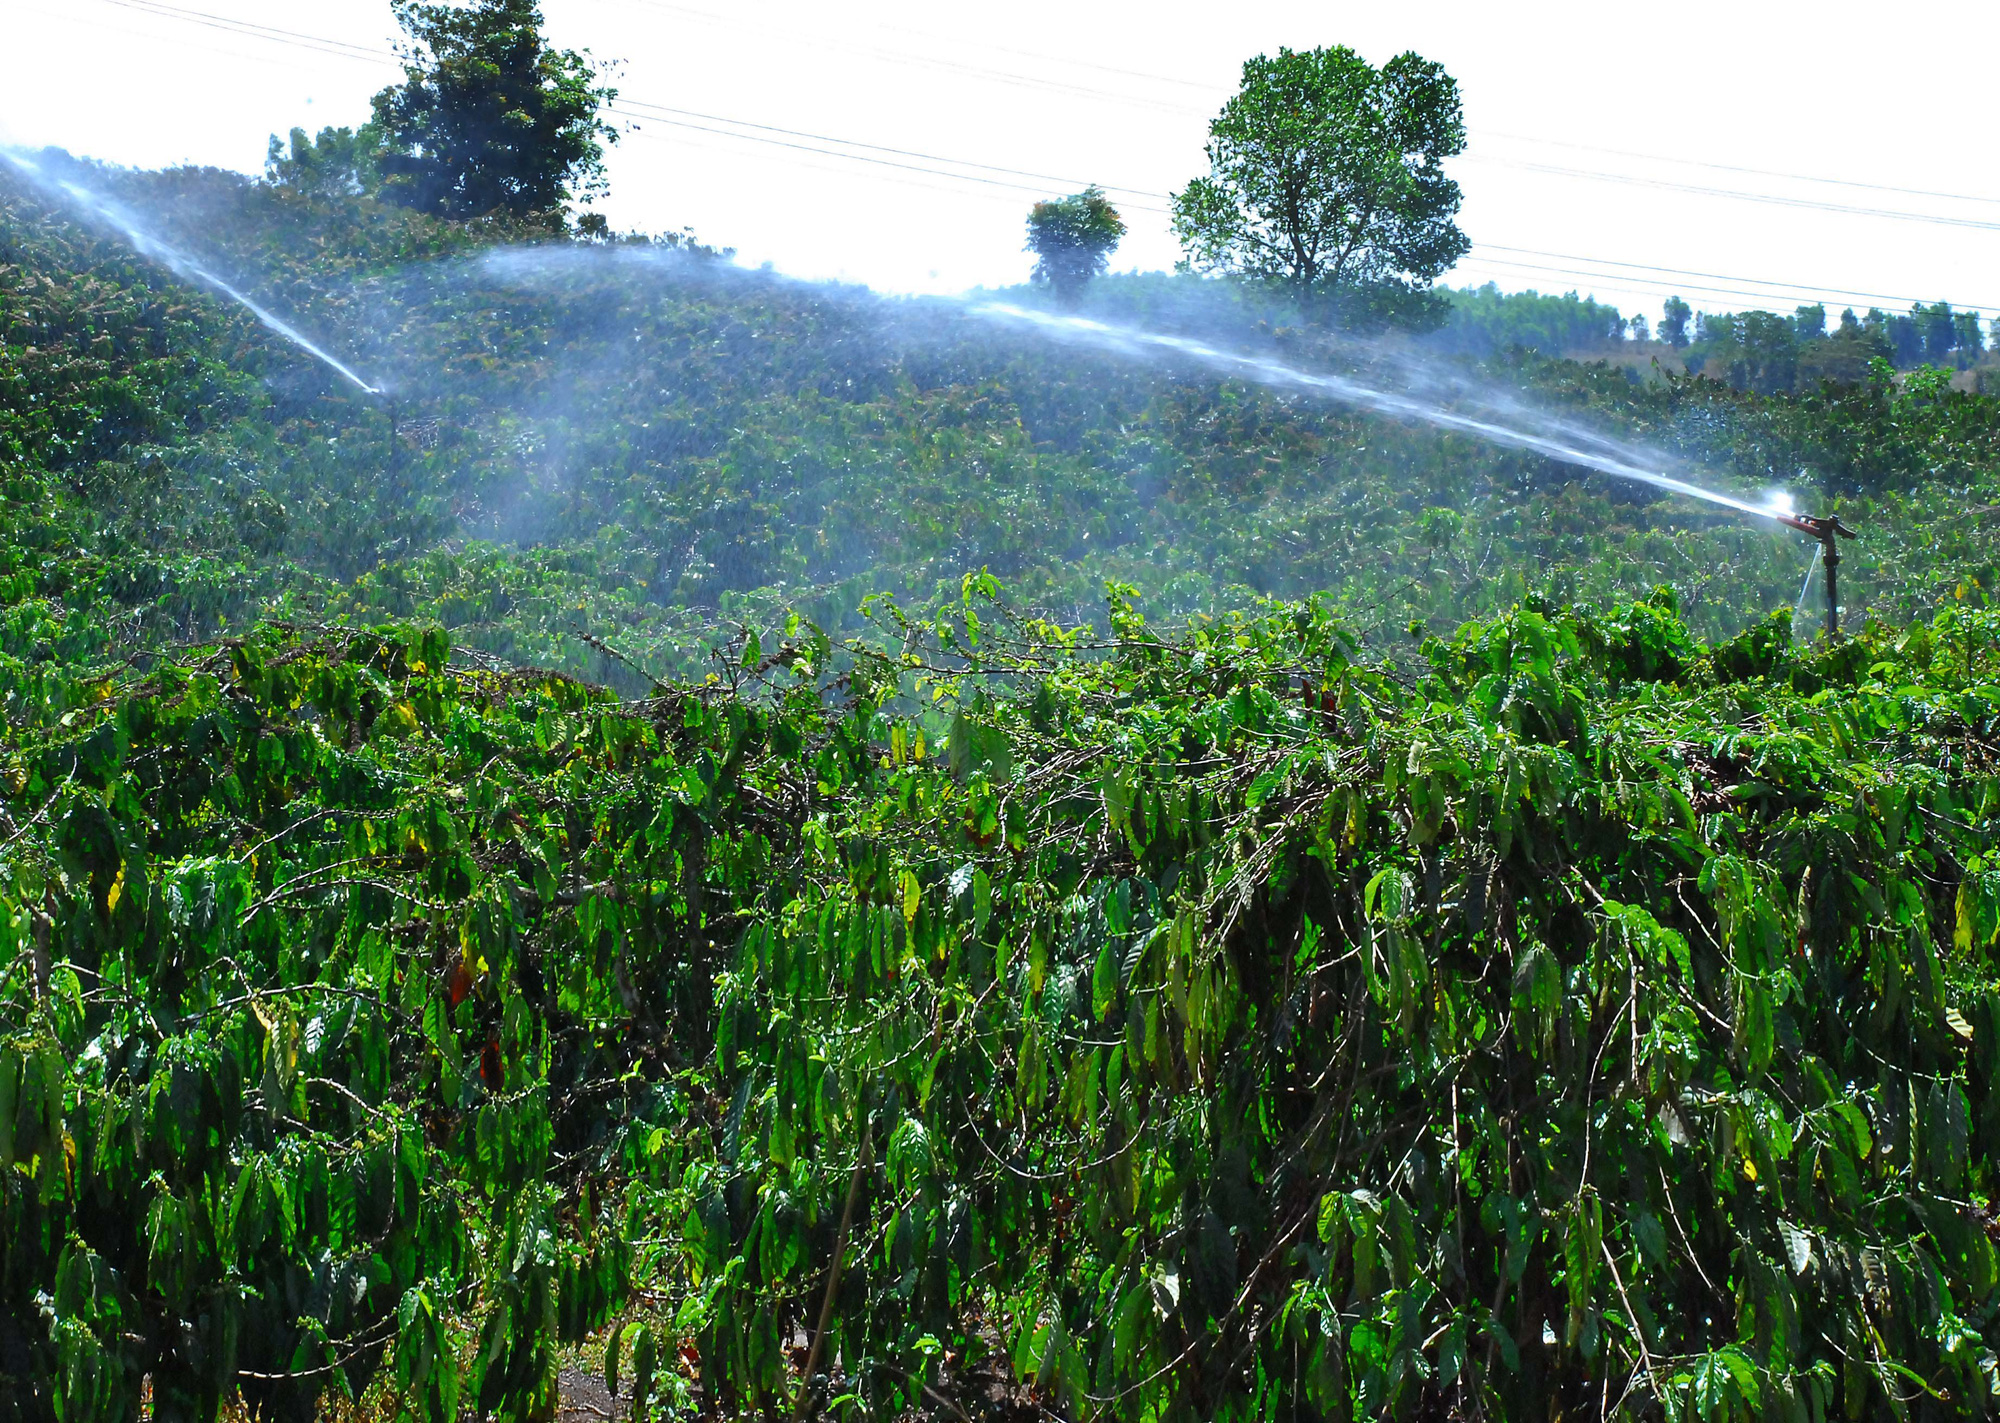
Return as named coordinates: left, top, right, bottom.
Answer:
left=974, top=302, right=1860, bottom=634
left=0, top=149, right=381, bottom=395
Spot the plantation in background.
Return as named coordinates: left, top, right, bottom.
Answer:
left=8, top=157, right=2000, bottom=695
left=7, top=146, right=2000, bottom=1422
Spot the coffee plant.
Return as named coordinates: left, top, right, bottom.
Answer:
left=5, top=578, right=2000, bottom=1421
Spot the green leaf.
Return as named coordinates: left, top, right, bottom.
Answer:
left=630, top=1324, right=656, bottom=1423
left=1093, top=938, right=1118, bottom=1021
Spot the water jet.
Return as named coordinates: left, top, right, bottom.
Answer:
left=0, top=148, right=381, bottom=395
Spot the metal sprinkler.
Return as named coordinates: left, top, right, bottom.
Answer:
left=1770, top=510, right=1857, bottom=637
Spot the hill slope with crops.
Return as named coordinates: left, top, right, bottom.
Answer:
left=6, top=157, right=2000, bottom=1421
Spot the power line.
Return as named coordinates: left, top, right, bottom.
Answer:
left=608, top=105, right=1170, bottom=211
left=586, top=0, right=1205, bottom=117
left=20, top=0, right=379, bottom=76
left=613, top=98, right=1170, bottom=203
left=85, top=0, right=2000, bottom=238
left=1470, top=243, right=1999, bottom=313
left=1458, top=257, right=1891, bottom=318
left=41, top=0, right=2000, bottom=318
left=614, top=120, right=1043, bottom=216
left=94, top=0, right=396, bottom=64
left=67, top=0, right=2000, bottom=238
left=1462, top=153, right=2000, bottom=233
left=1480, top=130, right=2000, bottom=210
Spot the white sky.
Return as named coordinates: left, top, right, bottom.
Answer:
left=6, top=0, right=1999, bottom=326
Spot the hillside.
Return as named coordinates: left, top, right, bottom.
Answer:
left=6, top=153, right=2000, bottom=1421
left=8, top=155, right=2000, bottom=686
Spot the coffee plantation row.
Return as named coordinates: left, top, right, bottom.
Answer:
left=5, top=578, right=2000, bottom=1420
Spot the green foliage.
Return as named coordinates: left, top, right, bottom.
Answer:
left=10, top=157, right=2000, bottom=694
left=265, top=125, right=384, bottom=201
left=1687, top=299, right=1995, bottom=395
left=371, top=0, right=618, bottom=219
left=1024, top=187, right=1127, bottom=305
left=1661, top=296, right=1693, bottom=350
left=1171, top=45, right=1469, bottom=327
left=1431, top=283, right=1628, bottom=361
left=7, top=587, right=2000, bottom=1419
left=14, top=44, right=2000, bottom=1422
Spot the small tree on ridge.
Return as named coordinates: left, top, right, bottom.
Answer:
left=1025, top=186, right=1127, bottom=305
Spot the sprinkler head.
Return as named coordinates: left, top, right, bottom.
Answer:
left=1769, top=510, right=1856, bottom=543
left=1768, top=510, right=1857, bottom=637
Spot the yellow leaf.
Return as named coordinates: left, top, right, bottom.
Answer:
left=901, top=869, right=920, bottom=925
left=106, top=859, right=125, bottom=915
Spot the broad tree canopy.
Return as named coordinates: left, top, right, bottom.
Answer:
left=1172, top=45, right=1468, bottom=326
left=370, top=0, right=617, bottom=219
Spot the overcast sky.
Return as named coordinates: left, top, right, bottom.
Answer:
left=7, top=0, right=1998, bottom=326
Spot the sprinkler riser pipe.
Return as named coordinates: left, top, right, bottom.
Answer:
left=1772, top=509, right=1856, bottom=639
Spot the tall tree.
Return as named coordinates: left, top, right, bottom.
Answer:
left=1955, top=308, right=1987, bottom=359
left=1914, top=301, right=1959, bottom=365
left=1024, top=186, right=1127, bottom=304
left=1170, top=46, right=1468, bottom=327
left=370, top=0, right=617, bottom=220
left=1659, top=296, right=1692, bottom=349
left=1886, top=312, right=1923, bottom=367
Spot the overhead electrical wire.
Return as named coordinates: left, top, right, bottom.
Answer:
left=65, top=0, right=2000, bottom=233
left=610, top=98, right=1169, bottom=204
left=1458, top=258, right=1913, bottom=318
left=92, top=0, right=397, bottom=64
left=63, top=0, right=2000, bottom=236
left=607, top=104, right=1171, bottom=211
left=1479, top=130, right=2000, bottom=209
left=593, top=0, right=2000, bottom=215
left=1460, top=153, right=2000, bottom=233
left=19, top=1, right=373, bottom=76
left=1466, top=243, right=2000, bottom=313
left=28, top=0, right=1998, bottom=319
left=585, top=0, right=1207, bottom=117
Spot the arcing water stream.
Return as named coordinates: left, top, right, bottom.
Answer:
left=973, top=302, right=1797, bottom=524
left=0, top=175, right=1795, bottom=529
left=0, top=149, right=381, bottom=395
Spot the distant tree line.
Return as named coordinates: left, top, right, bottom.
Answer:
left=1427, top=283, right=1995, bottom=393
left=1682, top=300, right=1990, bottom=393
left=1427, top=283, right=1629, bottom=360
